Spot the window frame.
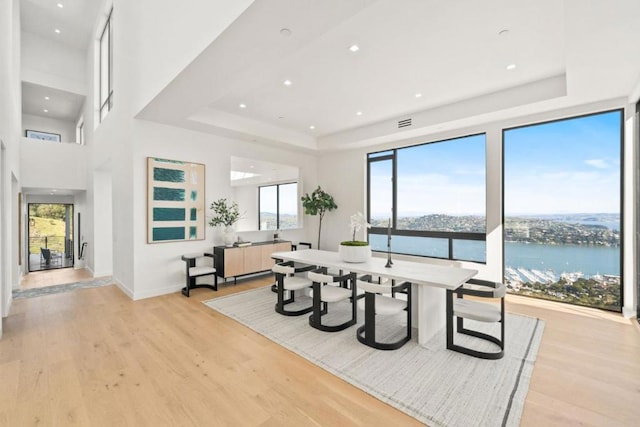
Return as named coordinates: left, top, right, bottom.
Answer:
left=367, top=133, right=487, bottom=262
left=501, top=108, right=624, bottom=312
left=258, top=181, right=298, bottom=230
left=99, top=8, right=113, bottom=122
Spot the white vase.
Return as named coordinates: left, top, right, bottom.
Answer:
left=223, top=225, right=235, bottom=247
left=338, top=244, right=372, bottom=263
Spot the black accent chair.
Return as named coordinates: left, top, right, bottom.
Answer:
left=308, top=268, right=357, bottom=332
left=40, top=247, right=62, bottom=267
left=181, top=252, right=217, bottom=297
left=446, top=278, right=506, bottom=359
left=272, top=261, right=315, bottom=316
left=356, top=279, right=412, bottom=350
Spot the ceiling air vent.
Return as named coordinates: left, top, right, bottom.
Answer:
left=398, top=118, right=412, bottom=128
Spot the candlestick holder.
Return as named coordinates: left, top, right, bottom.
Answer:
left=385, top=239, right=393, bottom=268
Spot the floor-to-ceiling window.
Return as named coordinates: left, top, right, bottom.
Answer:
left=367, top=134, right=486, bottom=262
left=503, top=110, right=623, bottom=311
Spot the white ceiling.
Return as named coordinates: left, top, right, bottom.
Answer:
left=138, top=0, right=640, bottom=151
left=20, top=0, right=104, bottom=123
left=20, top=0, right=104, bottom=50
left=22, top=81, right=84, bottom=121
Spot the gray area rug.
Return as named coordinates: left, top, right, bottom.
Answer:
left=13, top=276, right=113, bottom=299
left=204, top=286, right=544, bottom=427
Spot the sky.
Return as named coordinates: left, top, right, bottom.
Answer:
left=504, top=110, right=621, bottom=215
left=369, top=110, right=621, bottom=218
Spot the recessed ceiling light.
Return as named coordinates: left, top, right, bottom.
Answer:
left=54, top=29, right=61, bottom=34
left=283, top=79, right=292, bottom=86
left=415, top=93, right=422, bottom=98
left=239, top=103, right=246, bottom=108
left=57, top=3, right=64, bottom=8
left=43, top=109, right=49, bottom=113
left=506, top=63, right=517, bottom=70
left=349, top=44, right=360, bottom=52
left=52, top=189, right=57, bottom=192
left=498, top=29, right=509, bottom=36
left=309, top=125, right=315, bottom=130
left=280, top=28, right=291, bottom=37
left=44, top=96, right=50, bottom=100
left=356, top=111, right=363, bottom=116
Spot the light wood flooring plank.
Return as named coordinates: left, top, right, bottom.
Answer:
left=0, top=270, right=638, bottom=426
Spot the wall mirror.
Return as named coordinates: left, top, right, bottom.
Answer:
left=230, top=156, right=301, bottom=232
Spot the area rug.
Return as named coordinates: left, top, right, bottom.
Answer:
left=204, top=287, right=544, bottom=427
left=13, top=276, right=113, bottom=299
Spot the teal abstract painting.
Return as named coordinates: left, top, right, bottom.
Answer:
left=147, top=157, right=205, bottom=243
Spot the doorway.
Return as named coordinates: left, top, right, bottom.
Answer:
left=28, top=203, right=74, bottom=272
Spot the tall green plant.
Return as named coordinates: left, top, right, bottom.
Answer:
left=301, top=186, right=337, bottom=249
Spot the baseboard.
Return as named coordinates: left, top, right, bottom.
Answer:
left=114, top=278, right=134, bottom=300
left=132, top=284, right=183, bottom=301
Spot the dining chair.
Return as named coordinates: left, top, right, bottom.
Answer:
left=356, top=279, right=412, bottom=350
left=181, top=252, right=217, bottom=297
left=307, top=268, right=357, bottom=332
left=446, top=278, right=506, bottom=359
left=272, top=261, right=316, bottom=316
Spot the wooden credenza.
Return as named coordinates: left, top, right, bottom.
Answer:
left=214, top=240, right=292, bottom=282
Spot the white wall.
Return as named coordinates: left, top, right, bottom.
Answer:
left=318, top=98, right=635, bottom=304
left=21, top=31, right=86, bottom=94
left=22, top=113, right=76, bottom=143
left=20, top=137, right=87, bottom=191
left=0, top=0, right=22, bottom=334
left=129, top=120, right=317, bottom=300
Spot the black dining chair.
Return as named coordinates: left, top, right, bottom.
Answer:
left=446, top=278, right=506, bottom=359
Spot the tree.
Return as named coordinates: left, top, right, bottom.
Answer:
left=301, top=186, right=337, bottom=249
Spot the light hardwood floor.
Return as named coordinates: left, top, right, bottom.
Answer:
left=1, top=270, right=639, bottom=426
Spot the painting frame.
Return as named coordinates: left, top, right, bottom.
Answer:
left=147, top=157, right=206, bottom=243
left=25, top=129, right=61, bottom=142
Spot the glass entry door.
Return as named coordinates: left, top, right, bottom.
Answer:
left=27, top=203, right=74, bottom=272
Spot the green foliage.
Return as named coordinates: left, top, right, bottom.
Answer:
left=340, top=240, right=369, bottom=246
left=300, top=186, right=337, bottom=249
left=29, top=203, right=66, bottom=221
left=208, top=198, right=241, bottom=227
left=301, top=186, right=337, bottom=217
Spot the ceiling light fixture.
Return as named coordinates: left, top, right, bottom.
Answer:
left=356, top=111, right=363, bottom=116
left=44, top=96, right=50, bottom=100
left=239, top=103, right=247, bottom=108
left=57, top=3, right=64, bottom=8
left=349, top=44, right=360, bottom=52
left=309, top=125, right=315, bottom=130
left=506, top=63, right=517, bottom=70
left=54, top=28, right=61, bottom=34
left=280, top=28, right=291, bottom=37
left=415, top=93, right=422, bottom=98
left=498, top=29, right=509, bottom=36
left=43, top=109, right=49, bottom=113
left=283, top=79, right=292, bottom=86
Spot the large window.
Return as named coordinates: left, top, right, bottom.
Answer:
left=259, top=182, right=298, bottom=230
left=99, top=9, right=113, bottom=122
left=367, top=134, right=486, bottom=262
left=503, top=110, right=622, bottom=311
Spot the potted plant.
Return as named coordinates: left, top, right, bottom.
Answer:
left=208, top=198, right=241, bottom=246
left=339, top=212, right=372, bottom=263
left=301, top=186, right=337, bottom=250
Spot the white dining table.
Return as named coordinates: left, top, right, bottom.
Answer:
left=272, top=249, right=478, bottom=346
